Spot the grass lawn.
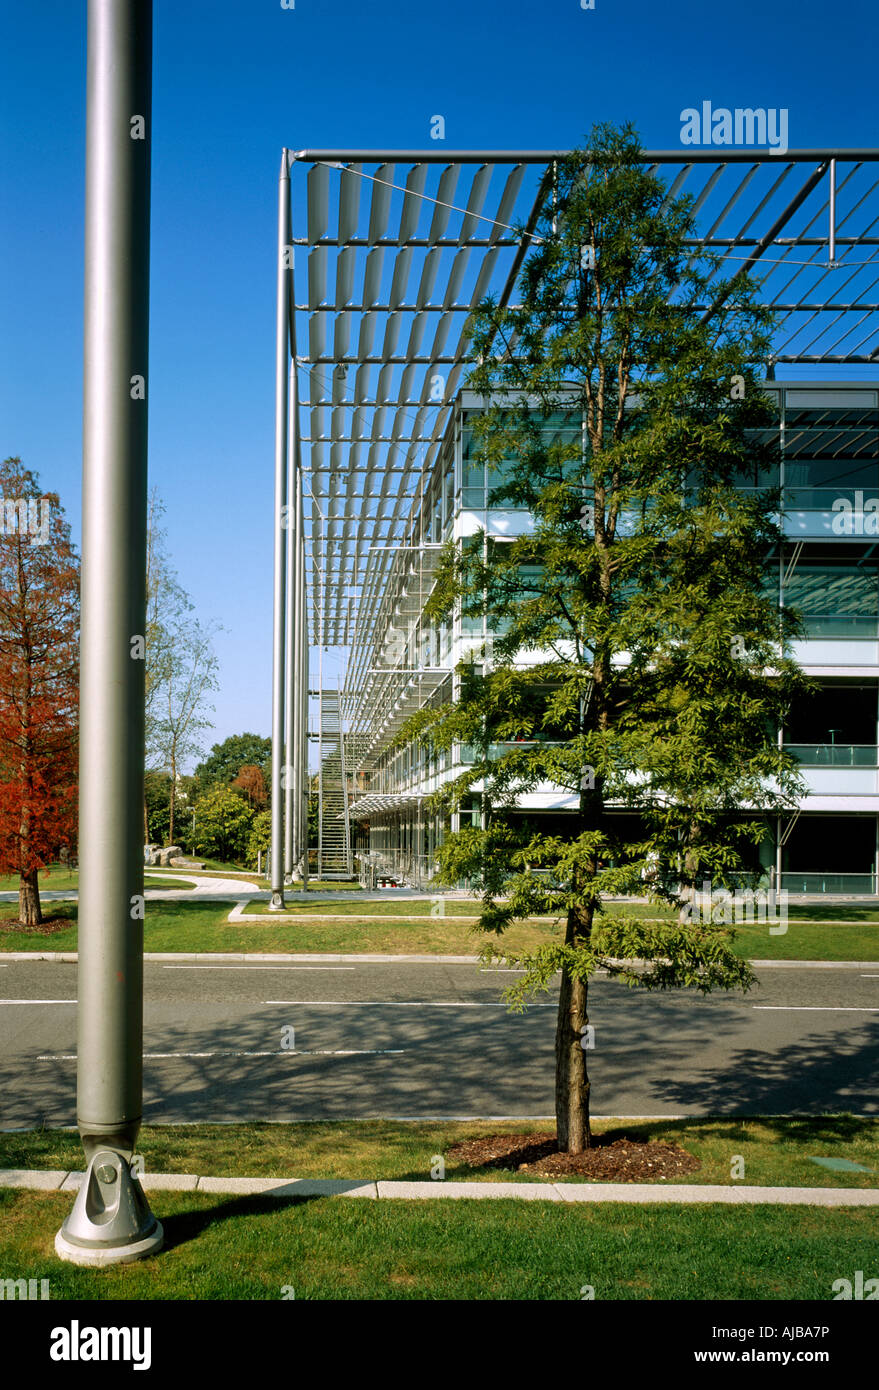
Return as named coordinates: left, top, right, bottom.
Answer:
left=1, top=1187, right=875, bottom=1300
left=243, top=898, right=512, bottom=917
left=725, top=918, right=879, bottom=960
left=244, top=898, right=679, bottom=916
left=0, top=871, right=194, bottom=893
left=2, top=899, right=879, bottom=959
left=2, top=1116, right=876, bottom=1189
left=0, top=901, right=557, bottom=955
left=183, top=858, right=255, bottom=874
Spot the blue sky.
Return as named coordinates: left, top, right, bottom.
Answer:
left=1, top=0, right=877, bottom=764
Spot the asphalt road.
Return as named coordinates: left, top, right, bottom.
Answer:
left=0, top=959, right=876, bottom=1127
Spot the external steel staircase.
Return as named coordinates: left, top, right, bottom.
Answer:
left=317, top=688, right=351, bottom=878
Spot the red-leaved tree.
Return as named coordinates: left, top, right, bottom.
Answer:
left=0, top=459, right=79, bottom=926
left=231, top=763, right=267, bottom=810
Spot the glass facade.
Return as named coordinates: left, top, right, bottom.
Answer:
left=349, top=383, right=879, bottom=893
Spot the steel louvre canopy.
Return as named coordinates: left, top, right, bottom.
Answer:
left=281, top=145, right=879, bottom=686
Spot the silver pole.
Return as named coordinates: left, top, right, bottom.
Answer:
left=290, top=401, right=303, bottom=883
left=57, top=0, right=162, bottom=1264
left=318, top=641, right=323, bottom=878
left=299, top=472, right=309, bottom=887
left=270, top=151, right=290, bottom=910
left=287, top=221, right=307, bottom=889
left=284, top=359, right=295, bottom=884
left=829, top=157, right=837, bottom=265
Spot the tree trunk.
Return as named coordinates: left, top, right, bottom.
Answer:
left=678, top=821, right=702, bottom=924
left=19, top=868, right=43, bottom=927
left=18, top=739, right=42, bottom=926
left=143, top=796, right=149, bottom=845
left=555, top=930, right=591, bottom=1152
left=168, top=759, right=176, bottom=846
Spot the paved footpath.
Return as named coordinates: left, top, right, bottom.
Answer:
left=1, top=1168, right=877, bottom=1204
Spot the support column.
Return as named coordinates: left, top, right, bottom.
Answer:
left=775, top=814, right=782, bottom=890
left=57, top=0, right=162, bottom=1264
left=284, top=359, right=295, bottom=885
left=298, top=482, right=310, bottom=886
left=270, top=150, right=290, bottom=910
left=292, top=449, right=305, bottom=883
left=829, top=158, right=837, bottom=266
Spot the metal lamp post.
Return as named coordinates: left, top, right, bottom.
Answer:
left=56, top=0, right=162, bottom=1265
left=270, top=151, right=290, bottom=909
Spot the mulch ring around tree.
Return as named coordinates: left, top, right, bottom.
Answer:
left=447, top=1132, right=702, bottom=1181
left=0, top=917, right=70, bottom=935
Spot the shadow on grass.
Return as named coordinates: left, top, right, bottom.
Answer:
left=789, top=907, right=879, bottom=922
left=591, top=1114, right=877, bottom=1145
left=0, top=904, right=77, bottom=936
left=158, top=1191, right=325, bottom=1252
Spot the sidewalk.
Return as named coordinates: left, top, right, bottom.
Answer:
left=2, top=1168, right=877, bottom=1205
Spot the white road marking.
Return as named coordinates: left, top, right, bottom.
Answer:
left=752, top=1005, right=879, bottom=1012
left=37, top=1049, right=406, bottom=1060
left=0, top=999, right=76, bottom=1004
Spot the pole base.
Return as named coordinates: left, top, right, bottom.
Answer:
left=55, top=1223, right=163, bottom=1267
left=55, top=1149, right=164, bottom=1266
left=269, top=890, right=285, bottom=909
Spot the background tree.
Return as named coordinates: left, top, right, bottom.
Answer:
left=308, top=771, right=319, bottom=849
left=407, top=125, right=809, bottom=1153
left=244, top=779, right=317, bottom=873
left=145, top=490, right=219, bottom=844
left=231, top=763, right=267, bottom=809
left=194, top=733, right=272, bottom=795
left=0, top=459, right=79, bottom=925
left=193, top=784, right=254, bottom=864
left=153, top=616, right=219, bottom=844
left=247, top=807, right=272, bottom=869
left=144, top=768, right=171, bottom=845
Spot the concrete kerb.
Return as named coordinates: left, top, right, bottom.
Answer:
left=3, top=951, right=879, bottom=968
left=2, top=1169, right=877, bottom=1205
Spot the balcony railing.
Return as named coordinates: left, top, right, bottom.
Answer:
left=459, top=739, right=564, bottom=764
left=779, top=871, right=877, bottom=894
left=786, top=743, right=878, bottom=766
left=798, top=615, right=879, bottom=638
left=782, top=486, right=879, bottom=512
left=458, top=741, right=879, bottom=768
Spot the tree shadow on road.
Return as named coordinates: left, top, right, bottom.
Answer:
left=652, top=1021, right=879, bottom=1130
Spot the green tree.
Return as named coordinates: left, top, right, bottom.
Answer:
left=406, top=124, right=809, bottom=1153
left=247, top=808, right=272, bottom=869
left=194, top=733, right=272, bottom=795
left=144, top=770, right=171, bottom=845
left=308, top=772, right=319, bottom=846
left=193, top=785, right=255, bottom=865
left=246, top=782, right=316, bottom=872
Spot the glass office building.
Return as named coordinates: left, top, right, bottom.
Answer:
left=269, top=149, right=879, bottom=897
left=343, top=383, right=879, bottom=894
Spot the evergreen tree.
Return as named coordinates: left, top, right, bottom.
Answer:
left=406, top=125, right=809, bottom=1152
